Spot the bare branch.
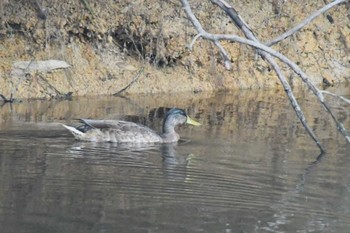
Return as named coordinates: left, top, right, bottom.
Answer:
left=182, top=0, right=350, bottom=150
left=183, top=1, right=324, bottom=97
left=183, top=0, right=232, bottom=70
left=210, top=0, right=253, bottom=32
left=183, top=25, right=325, bottom=100
left=266, top=55, right=325, bottom=150
left=184, top=1, right=318, bottom=95
left=113, top=67, right=144, bottom=96
left=182, top=0, right=326, bottom=152
left=210, top=0, right=328, bottom=151
left=213, top=41, right=232, bottom=70
left=187, top=33, right=202, bottom=50
left=321, top=90, right=350, bottom=105
left=266, top=0, right=347, bottom=46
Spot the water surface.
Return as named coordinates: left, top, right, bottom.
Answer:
left=0, top=89, right=349, bottom=233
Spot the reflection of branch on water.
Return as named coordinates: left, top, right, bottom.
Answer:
left=256, top=153, right=325, bottom=232
left=0, top=93, right=22, bottom=105
left=0, top=93, right=14, bottom=103
left=112, top=95, right=148, bottom=121
left=113, top=67, right=144, bottom=96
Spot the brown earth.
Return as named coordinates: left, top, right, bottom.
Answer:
left=0, top=0, right=349, bottom=99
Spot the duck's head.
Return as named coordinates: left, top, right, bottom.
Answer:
left=163, top=108, right=201, bottom=133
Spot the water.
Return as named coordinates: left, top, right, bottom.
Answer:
left=0, top=89, right=349, bottom=233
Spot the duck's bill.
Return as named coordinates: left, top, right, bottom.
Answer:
left=186, top=116, right=201, bottom=126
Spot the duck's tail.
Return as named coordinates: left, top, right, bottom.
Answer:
left=62, top=124, right=84, bottom=139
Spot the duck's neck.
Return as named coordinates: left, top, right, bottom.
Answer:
left=161, top=118, right=180, bottom=143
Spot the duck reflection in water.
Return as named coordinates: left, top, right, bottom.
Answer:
left=65, top=139, right=196, bottom=183
left=161, top=141, right=196, bottom=182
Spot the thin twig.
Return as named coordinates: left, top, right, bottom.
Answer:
left=80, top=0, right=94, bottom=16
left=266, top=0, right=347, bottom=46
left=35, top=0, right=48, bottom=20
left=188, top=33, right=202, bottom=50
left=113, top=67, right=144, bottom=96
left=183, top=2, right=233, bottom=69
left=213, top=40, right=232, bottom=70
left=321, top=90, right=350, bottom=105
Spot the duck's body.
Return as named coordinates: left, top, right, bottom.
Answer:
left=62, top=108, right=200, bottom=143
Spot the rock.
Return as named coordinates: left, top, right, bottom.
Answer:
left=11, top=60, right=71, bottom=79
left=12, top=60, right=70, bottom=73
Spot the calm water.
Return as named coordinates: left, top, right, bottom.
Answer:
left=0, top=89, right=349, bottom=233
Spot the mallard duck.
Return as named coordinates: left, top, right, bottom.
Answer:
left=62, top=108, right=201, bottom=143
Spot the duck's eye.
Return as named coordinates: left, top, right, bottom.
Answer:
left=166, top=108, right=187, bottom=118
left=176, top=111, right=186, bottom=117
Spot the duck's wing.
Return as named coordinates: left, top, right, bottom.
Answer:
left=80, top=119, right=162, bottom=142
left=80, top=119, right=151, bottom=131
left=79, top=119, right=122, bottom=129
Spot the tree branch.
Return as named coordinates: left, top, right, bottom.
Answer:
left=187, top=33, right=202, bottom=50
left=321, top=90, right=350, bottom=105
left=182, top=0, right=325, bottom=152
left=113, top=67, right=144, bottom=96
left=208, top=1, right=350, bottom=145
left=213, top=40, right=232, bottom=70
left=266, top=0, right=348, bottom=46
left=209, top=0, right=328, bottom=151
left=183, top=1, right=233, bottom=70
left=181, top=0, right=350, bottom=150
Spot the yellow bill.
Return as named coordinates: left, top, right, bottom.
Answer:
left=186, top=116, right=201, bottom=126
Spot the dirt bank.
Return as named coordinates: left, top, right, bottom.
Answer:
left=0, top=0, right=349, bottom=99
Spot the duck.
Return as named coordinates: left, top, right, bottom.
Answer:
left=62, top=108, right=201, bottom=143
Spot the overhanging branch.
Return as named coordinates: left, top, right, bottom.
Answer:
left=266, top=0, right=348, bottom=46
left=181, top=0, right=350, bottom=150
